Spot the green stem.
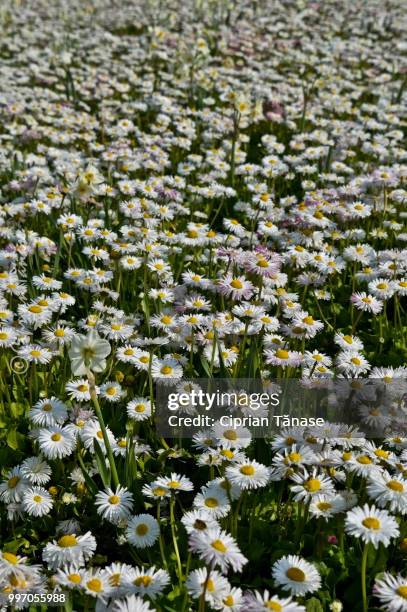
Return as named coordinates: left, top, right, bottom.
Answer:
left=87, top=369, right=120, bottom=488
left=170, top=495, right=183, bottom=582
left=361, top=542, right=369, bottom=612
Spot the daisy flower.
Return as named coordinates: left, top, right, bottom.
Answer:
left=367, top=472, right=407, bottom=515
left=54, top=564, right=85, bottom=590
left=336, top=350, right=371, bottom=375
left=151, top=358, right=183, bottom=380
left=65, top=379, right=93, bottom=402
left=186, top=567, right=230, bottom=605
left=18, top=344, right=53, bottom=364
left=212, top=422, right=252, bottom=449
left=125, top=514, right=160, bottom=548
left=218, top=275, right=255, bottom=301
left=42, top=532, right=97, bottom=569
left=95, top=486, right=133, bottom=524
left=334, top=333, right=364, bottom=351
left=22, top=487, right=53, bottom=517
left=154, top=472, right=193, bottom=492
left=309, top=494, right=347, bottom=520
left=214, top=585, right=244, bottom=611
left=351, top=292, right=383, bottom=315
left=0, top=467, right=29, bottom=503
left=28, top=397, right=68, bottom=427
left=225, top=460, right=270, bottom=490
left=290, top=469, right=335, bottom=502
left=113, top=595, right=154, bottom=612
left=264, top=348, right=303, bottom=368
left=0, top=326, right=17, bottom=347
left=99, top=381, right=126, bottom=402
left=80, top=419, right=116, bottom=452
left=194, top=486, right=231, bottom=518
left=83, top=568, right=113, bottom=599
left=124, top=565, right=170, bottom=598
left=20, top=456, right=52, bottom=485
left=37, top=426, right=76, bottom=459
left=345, top=504, right=400, bottom=548
left=243, top=590, right=306, bottom=611
left=272, top=555, right=321, bottom=596
left=181, top=509, right=220, bottom=535
left=127, top=398, right=152, bottom=421
left=373, top=572, right=407, bottom=612
left=189, top=527, right=248, bottom=573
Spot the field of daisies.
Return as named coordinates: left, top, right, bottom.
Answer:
left=0, top=0, right=407, bottom=610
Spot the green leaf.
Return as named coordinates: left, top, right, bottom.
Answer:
left=7, top=428, right=25, bottom=450
left=77, top=453, right=98, bottom=495
left=93, top=439, right=111, bottom=488
left=305, top=597, right=324, bottom=612
left=199, top=354, right=212, bottom=377
left=215, top=330, right=230, bottom=378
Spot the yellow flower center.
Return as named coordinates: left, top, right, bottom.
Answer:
left=134, top=575, right=152, bottom=587
left=58, top=535, right=78, bottom=548
left=2, top=552, right=18, bottom=564
left=7, top=476, right=20, bottom=489
left=51, top=433, right=62, bottom=441
left=68, top=573, right=82, bottom=584
left=230, top=279, right=243, bottom=289
left=153, top=487, right=167, bottom=496
left=304, top=478, right=321, bottom=492
left=240, top=465, right=255, bottom=476
left=357, top=455, right=372, bottom=465
left=275, top=349, right=289, bottom=359
left=317, top=501, right=332, bottom=511
left=362, top=517, right=381, bottom=530
left=286, top=567, right=306, bottom=582
left=374, top=449, right=389, bottom=458
left=205, top=497, right=219, bottom=508
left=223, top=429, right=237, bottom=441
left=161, top=365, right=173, bottom=375
left=109, top=573, right=121, bottom=587
left=168, top=480, right=180, bottom=488
left=211, top=539, right=227, bottom=553
left=108, top=495, right=120, bottom=505
left=396, top=586, right=407, bottom=599
left=387, top=480, right=404, bottom=492
left=33, top=495, right=42, bottom=503
left=136, top=524, right=149, bottom=536
left=288, top=452, right=301, bottom=462
left=87, top=578, right=102, bottom=592
left=28, top=305, right=42, bottom=313
left=302, top=316, right=314, bottom=325
left=266, top=602, right=282, bottom=611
